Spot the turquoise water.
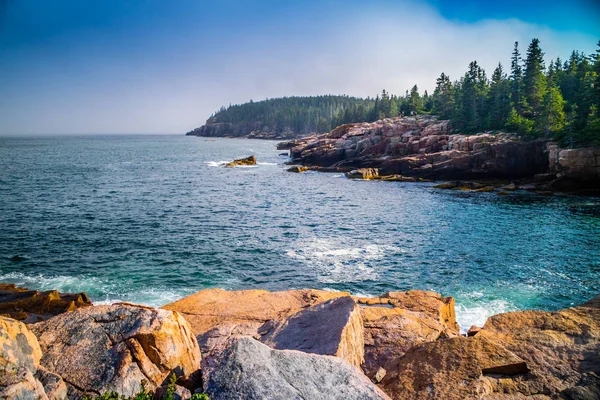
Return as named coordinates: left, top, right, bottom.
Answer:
left=1, top=135, right=599, bottom=331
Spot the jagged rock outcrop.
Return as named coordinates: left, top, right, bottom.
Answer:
left=283, top=116, right=547, bottom=179
left=547, top=144, right=600, bottom=192
left=0, top=316, right=67, bottom=400
left=262, top=297, right=365, bottom=368
left=31, top=304, right=202, bottom=399
left=203, top=336, right=391, bottom=400
left=223, top=155, right=256, bottom=167
left=0, top=283, right=92, bottom=323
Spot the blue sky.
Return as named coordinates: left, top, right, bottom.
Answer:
left=0, top=0, right=598, bottom=134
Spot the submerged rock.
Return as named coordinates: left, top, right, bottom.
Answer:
left=224, top=155, right=256, bottom=167
left=204, top=336, right=390, bottom=400
left=0, top=316, right=67, bottom=400
left=0, top=283, right=92, bottom=323
left=31, top=303, right=201, bottom=398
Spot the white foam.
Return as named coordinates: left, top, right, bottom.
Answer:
left=204, top=161, right=230, bottom=167
left=0, top=271, right=191, bottom=308
left=257, top=162, right=277, bottom=166
left=455, top=299, right=517, bottom=334
left=286, top=238, right=401, bottom=284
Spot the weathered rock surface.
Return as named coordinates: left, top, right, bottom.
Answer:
left=204, top=336, right=391, bottom=400
left=223, top=155, right=256, bottom=167
left=0, top=315, right=67, bottom=400
left=262, top=296, right=364, bottom=367
left=476, top=295, right=600, bottom=398
left=360, top=306, right=449, bottom=379
left=380, top=290, right=459, bottom=332
left=31, top=304, right=201, bottom=398
left=385, top=336, right=529, bottom=400
left=162, top=288, right=349, bottom=382
left=0, top=283, right=92, bottom=323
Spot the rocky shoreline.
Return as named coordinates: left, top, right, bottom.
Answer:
left=278, top=116, right=600, bottom=195
left=1, top=283, right=599, bottom=399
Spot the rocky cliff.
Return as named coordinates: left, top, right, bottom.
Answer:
left=186, top=119, right=297, bottom=140
left=280, top=116, right=600, bottom=193
left=2, top=284, right=599, bottom=399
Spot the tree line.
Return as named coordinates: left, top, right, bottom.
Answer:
left=334, top=39, right=600, bottom=146
left=206, top=39, right=599, bottom=145
left=207, top=95, right=374, bottom=135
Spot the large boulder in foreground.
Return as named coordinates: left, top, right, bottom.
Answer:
left=0, top=283, right=92, bottom=323
left=475, top=295, right=600, bottom=398
left=204, top=336, right=390, bottom=400
left=31, top=304, right=202, bottom=398
left=262, top=296, right=365, bottom=367
left=384, top=335, right=528, bottom=400
left=162, top=288, right=349, bottom=381
left=0, top=316, right=67, bottom=400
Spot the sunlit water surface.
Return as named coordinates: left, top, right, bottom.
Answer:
left=1, top=135, right=599, bottom=331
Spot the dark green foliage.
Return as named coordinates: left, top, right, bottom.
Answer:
left=208, top=38, right=598, bottom=146
left=208, top=95, right=374, bottom=134
left=84, top=377, right=210, bottom=400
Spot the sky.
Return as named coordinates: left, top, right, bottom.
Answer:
left=0, top=0, right=598, bottom=135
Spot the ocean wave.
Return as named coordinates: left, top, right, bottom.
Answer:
left=0, top=271, right=192, bottom=308
left=286, top=238, right=400, bottom=284
left=455, top=299, right=517, bottom=334
left=257, top=162, right=277, bottom=166
left=204, top=161, right=230, bottom=167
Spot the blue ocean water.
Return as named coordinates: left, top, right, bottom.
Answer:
left=1, top=135, right=599, bottom=331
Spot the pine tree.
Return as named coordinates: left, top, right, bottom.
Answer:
left=433, top=73, right=454, bottom=119
left=509, top=42, right=524, bottom=113
left=523, top=38, right=547, bottom=119
left=488, top=63, right=511, bottom=129
left=408, top=85, right=422, bottom=115
left=537, top=83, right=565, bottom=136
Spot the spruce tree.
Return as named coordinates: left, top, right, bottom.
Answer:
left=523, top=38, right=547, bottom=120
left=538, top=82, right=565, bottom=136
left=509, top=42, right=524, bottom=113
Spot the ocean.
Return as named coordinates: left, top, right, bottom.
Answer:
left=1, top=135, right=599, bottom=332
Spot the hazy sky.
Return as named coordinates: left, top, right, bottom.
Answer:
left=0, top=0, right=598, bottom=135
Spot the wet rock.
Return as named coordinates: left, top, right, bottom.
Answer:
left=263, top=297, right=364, bottom=367
left=287, top=166, right=308, bottom=173
left=500, top=183, right=518, bottom=191
left=346, top=168, right=379, bottom=179
left=0, top=283, right=92, bottom=323
left=377, top=175, right=417, bottom=182
left=474, top=186, right=495, bottom=192
left=204, top=337, right=390, bottom=400
left=31, top=303, right=202, bottom=398
left=224, top=155, right=256, bottom=167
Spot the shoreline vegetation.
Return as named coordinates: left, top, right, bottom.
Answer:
left=187, top=38, right=600, bottom=148
left=1, top=283, right=599, bottom=399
